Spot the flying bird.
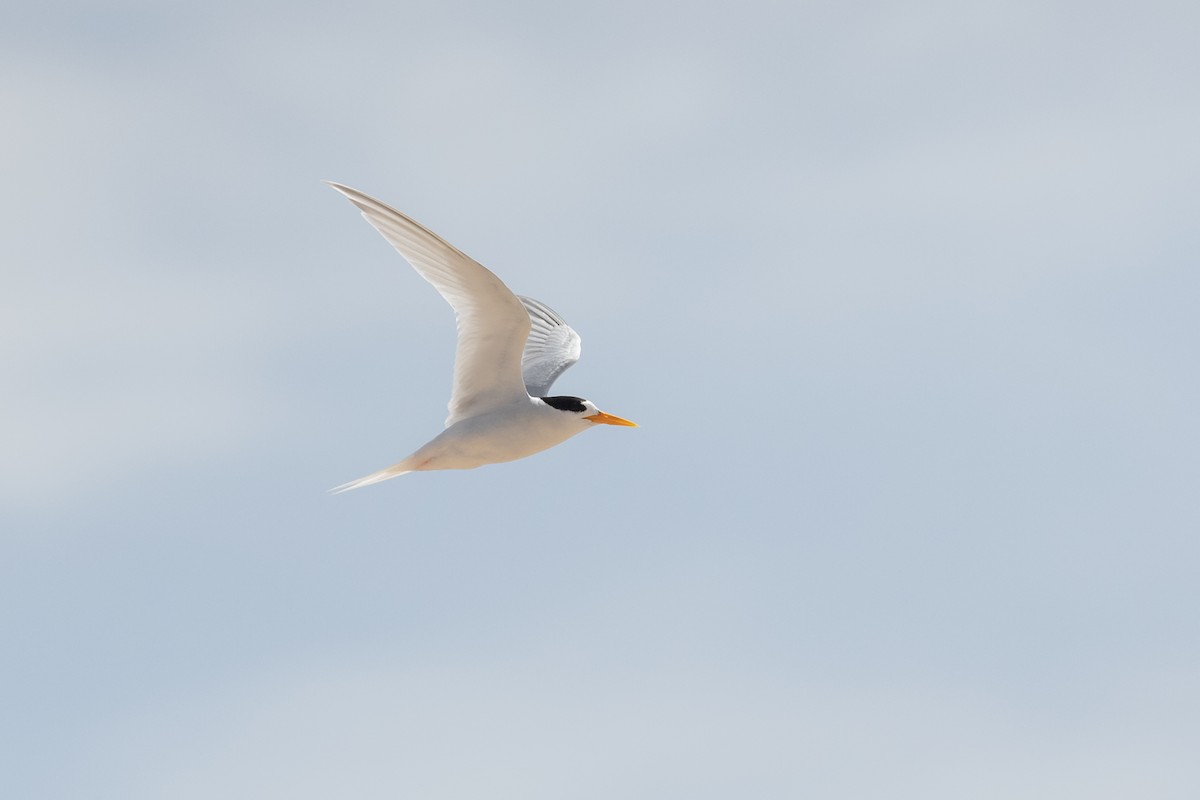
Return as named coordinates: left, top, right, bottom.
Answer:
left=327, top=183, right=637, bottom=493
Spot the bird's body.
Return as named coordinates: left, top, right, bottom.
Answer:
left=377, top=399, right=597, bottom=476
left=327, top=183, right=635, bottom=493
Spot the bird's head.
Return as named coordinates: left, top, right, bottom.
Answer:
left=539, top=395, right=638, bottom=427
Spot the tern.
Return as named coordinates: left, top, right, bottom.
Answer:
left=327, top=183, right=637, bottom=493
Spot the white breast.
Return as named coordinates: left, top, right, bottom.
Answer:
left=408, top=400, right=589, bottom=470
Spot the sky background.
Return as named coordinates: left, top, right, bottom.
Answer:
left=4, top=1, right=1200, bottom=797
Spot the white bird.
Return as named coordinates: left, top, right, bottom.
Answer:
left=327, top=183, right=637, bottom=493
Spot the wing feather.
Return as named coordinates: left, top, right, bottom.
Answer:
left=519, top=296, right=582, bottom=396
left=327, top=183, right=531, bottom=426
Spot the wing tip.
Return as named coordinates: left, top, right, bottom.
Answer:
left=518, top=295, right=569, bottom=327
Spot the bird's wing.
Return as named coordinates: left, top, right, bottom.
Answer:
left=518, top=296, right=582, bottom=397
left=327, top=183, right=531, bottom=427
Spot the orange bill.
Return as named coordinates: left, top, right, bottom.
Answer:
left=588, top=411, right=638, bottom=427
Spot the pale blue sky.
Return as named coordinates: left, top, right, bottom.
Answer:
left=4, top=1, right=1199, bottom=797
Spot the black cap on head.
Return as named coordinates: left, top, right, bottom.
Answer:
left=540, top=395, right=588, bottom=413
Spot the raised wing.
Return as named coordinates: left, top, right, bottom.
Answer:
left=519, top=296, right=582, bottom=396
left=327, top=183, right=531, bottom=426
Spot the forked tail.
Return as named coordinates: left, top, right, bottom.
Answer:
left=329, top=462, right=414, bottom=494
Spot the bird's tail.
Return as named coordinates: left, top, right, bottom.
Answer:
left=329, top=462, right=414, bottom=494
